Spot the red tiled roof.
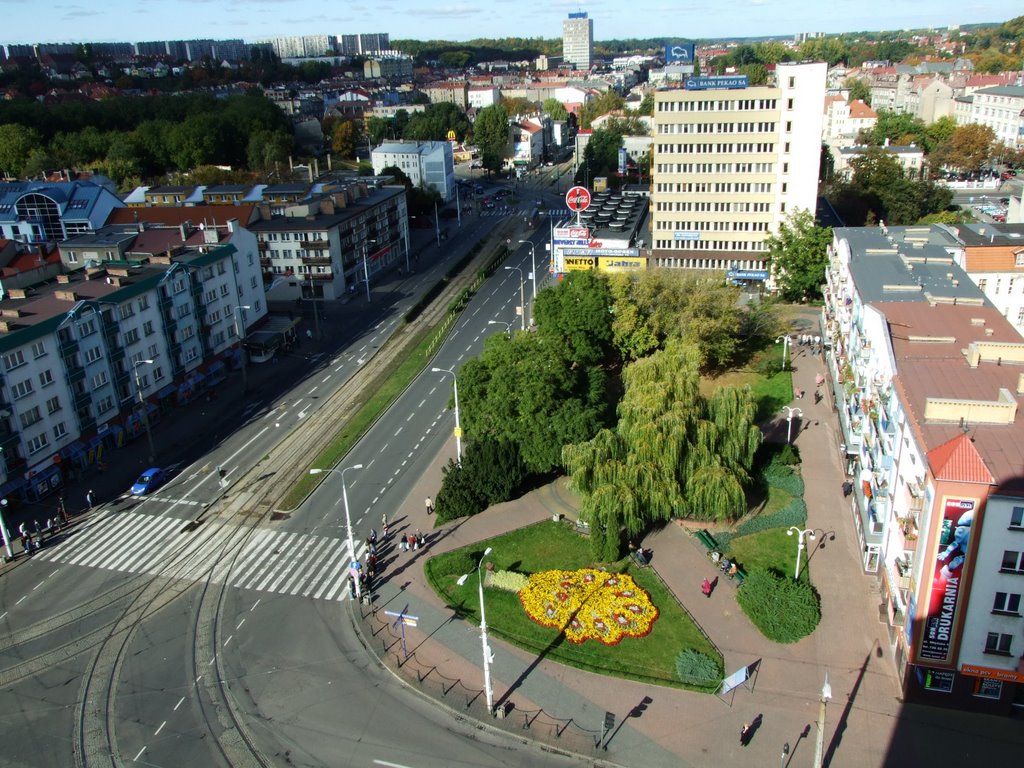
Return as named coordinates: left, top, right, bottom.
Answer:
left=848, top=100, right=877, bottom=119
left=106, top=205, right=258, bottom=227
left=927, top=433, right=994, bottom=485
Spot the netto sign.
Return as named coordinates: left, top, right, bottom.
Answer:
left=564, top=257, right=596, bottom=271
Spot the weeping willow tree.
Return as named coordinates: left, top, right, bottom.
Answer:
left=564, top=340, right=761, bottom=558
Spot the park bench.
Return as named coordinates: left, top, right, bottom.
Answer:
left=574, top=518, right=591, bottom=536
left=629, top=548, right=650, bottom=568
left=694, top=528, right=718, bottom=554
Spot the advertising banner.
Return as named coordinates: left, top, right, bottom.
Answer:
left=564, top=248, right=641, bottom=258
left=960, top=664, right=1024, bottom=684
left=726, top=269, right=769, bottom=281
left=665, top=43, right=695, bottom=64
left=599, top=257, right=645, bottom=273
left=618, top=147, right=628, bottom=176
left=918, top=497, right=976, bottom=663
left=554, top=227, right=590, bottom=240
left=674, top=231, right=701, bottom=241
left=564, top=256, right=596, bottom=271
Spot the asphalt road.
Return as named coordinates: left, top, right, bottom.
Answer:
left=0, top=208, right=585, bottom=767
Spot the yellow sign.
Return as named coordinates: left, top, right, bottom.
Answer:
left=564, top=257, right=596, bottom=271
left=446, top=129, right=457, bottom=141
left=599, top=257, right=645, bottom=273
left=453, top=427, right=463, bottom=437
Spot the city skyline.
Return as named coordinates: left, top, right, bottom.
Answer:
left=0, top=0, right=1014, bottom=47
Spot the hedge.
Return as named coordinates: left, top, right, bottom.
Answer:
left=736, top=566, right=821, bottom=643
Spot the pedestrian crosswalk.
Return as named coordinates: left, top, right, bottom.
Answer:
left=33, top=510, right=362, bottom=602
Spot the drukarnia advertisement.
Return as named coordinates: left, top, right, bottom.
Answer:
left=919, top=497, right=976, bottom=663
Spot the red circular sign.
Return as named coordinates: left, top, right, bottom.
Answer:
left=565, top=186, right=591, bottom=212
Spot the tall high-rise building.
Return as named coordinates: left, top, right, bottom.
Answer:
left=562, top=12, right=593, bottom=71
left=650, top=61, right=827, bottom=275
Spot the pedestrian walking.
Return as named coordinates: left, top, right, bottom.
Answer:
left=398, top=536, right=407, bottom=552
left=701, top=578, right=712, bottom=598
left=425, top=496, right=434, bottom=515
left=86, top=489, right=95, bottom=509
left=381, top=512, right=387, bottom=527
left=413, top=530, right=421, bottom=550
left=815, top=373, right=824, bottom=388
left=740, top=723, right=751, bottom=746
left=382, top=522, right=390, bottom=540
left=418, top=532, right=426, bottom=549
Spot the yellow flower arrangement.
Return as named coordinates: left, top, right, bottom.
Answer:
left=518, top=568, right=659, bottom=645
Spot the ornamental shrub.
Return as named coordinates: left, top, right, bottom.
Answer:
left=489, top=569, right=529, bottom=593
left=675, top=649, right=723, bottom=687
left=735, top=498, right=807, bottom=537
left=736, top=566, right=821, bottom=643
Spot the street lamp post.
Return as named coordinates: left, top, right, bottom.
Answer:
left=0, top=498, right=13, bottom=560
left=776, top=334, right=792, bottom=371
left=781, top=406, right=803, bottom=444
left=787, top=525, right=816, bottom=581
left=233, top=305, right=251, bottom=393
left=517, top=239, right=537, bottom=314
left=504, top=266, right=526, bottom=331
left=131, top=358, right=156, bottom=463
left=309, top=464, right=364, bottom=599
left=362, top=237, right=376, bottom=303
left=487, top=320, right=513, bottom=336
left=431, top=367, right=462, bottom=464
left=812, top=671, right=832, bottom=768
left=457, top=546, right=495, bottom=715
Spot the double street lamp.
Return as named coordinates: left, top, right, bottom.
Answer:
left=457, top=546, right=495, bottom=715
left=233, top=305, right=251, bottom=393
left=517, top=239, right=537, bottom=319
left=504, top=266, right=526, bottom=331
left=781, top=406, right=803, bottom=444
left=787, top=525, right=816, bottom=581
left=487, top=319, right=514, bottom=336
left=431, top=367, right=462, bottom=464
left=309, top=463, right=364, bottom=599
left=776, top=334, right=792, bottom=371
left=131, top=358, right=156, bottom=463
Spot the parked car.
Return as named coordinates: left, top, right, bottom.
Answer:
left=131, top=467, right=166, bottom=496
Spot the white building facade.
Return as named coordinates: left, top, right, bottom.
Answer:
left=562, top=12, right=593, bottom=71
left=371, top=141, right=455, bottom=201
left=650, top=61, right=827, bottom=273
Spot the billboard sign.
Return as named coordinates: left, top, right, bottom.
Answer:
left=554, top=239, right=592, bottom=247
left=684, top=75, right=749, bottom=90
left=726, top=269, right=769, bottom=281
left=674, top=231, right=701, bottom=241
left=918, top=497, right=977, bottom=663
left=618, top=148, right=628, bottom=176
left=564, top=248, right=641, bottom=258
left=665, top=43, right=695, bottom=64
left=564, top=256, right=596, bottom=271
left=599, top=257, right=645, bottom=273
left=554, top=227, right=590, bottom=240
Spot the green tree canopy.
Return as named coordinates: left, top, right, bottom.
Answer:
left=533, top=269, right=614, bottom=368
left=542, top=98, right=569, bottom=121
left=930, top=123, right=996, bottom=173
left=766, top=209, right=832, bottom=303
left=471, top=104, right=509, bottom=174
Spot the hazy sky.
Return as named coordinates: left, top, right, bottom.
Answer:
left=0, top=0, right=1011, bottom=45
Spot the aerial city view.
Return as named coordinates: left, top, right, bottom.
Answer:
left=1, top=2, right=1024, bottom=766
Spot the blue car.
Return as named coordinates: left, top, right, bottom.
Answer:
left=131, top=468, right=166, bottom=496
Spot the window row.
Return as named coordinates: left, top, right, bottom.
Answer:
left=654, top=182, right=775, bottom=194
left=651, top=239, right=768, bottom=252
left=655, top=201, right=772, bottom=213
left=656, top=98, right=778, bottom=112
left=655, top=162, right=775, bottom=175
left=655, top=220, right=770, bottom=233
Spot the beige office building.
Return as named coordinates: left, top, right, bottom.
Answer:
left=562, top=12, right=593, bottom=72
left=651, top=61, right=827, bottom=273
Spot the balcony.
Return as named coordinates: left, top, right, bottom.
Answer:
left=258, top=241, right=269, bottom=252
left=299, top=239, right=330, bottom=250
left=301, top=255, right=332, bottom=266
left=260, top=256, right=272, bottom=267
left=308, top=272, right=334, bottom=281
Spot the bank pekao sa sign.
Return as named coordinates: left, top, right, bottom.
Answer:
left=684, top=75, right=748, bottom=90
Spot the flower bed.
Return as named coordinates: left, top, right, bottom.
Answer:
left=518, top=568, right=659, bottom=645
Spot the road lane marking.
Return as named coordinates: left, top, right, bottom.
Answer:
left=0, top=611, right=6, bottom=620
left=308, top=386, right=318, bottom=394
left=49, top=569, right=59, bottom=577
left=236, top=618, right=246, bottom=630
left=394, top=427, right=402, bottom=436
left=173, top=696, right=185, bottom=711
left=33, top=581, right=44, bottom=590
left=15, top=596, right=26, bottom=605
left=418, top=399, right=426, bottom=408
left=250, top=598, right=260, bottom=612
left=406, top=413, right=413, bottom=421
left=224, top=635, right=232, bottom=647
left=154, top=721, right=166, bottom=736
left=133, top=746, right=146, bottom=762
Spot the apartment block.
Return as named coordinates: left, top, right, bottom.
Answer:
left=650, top=62, right=827, bottom=275
left=823, top=224, right=1024, bottom=714
left=562, top=12, right=593, bottom=72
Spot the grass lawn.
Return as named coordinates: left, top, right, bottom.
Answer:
left=701, top=350, right=793, bottom=424
left=425, top=520, right=721, bottom=690
left=726, top=526, right=811, bottom=584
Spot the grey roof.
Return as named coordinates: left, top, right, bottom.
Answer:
left=972, top=85, right=1024, bottom=98
left=953, top=222, right=1024, bottom=246
left=0, top=180, right=115, bottom=225
left=835, top=225, right=989, bottom=306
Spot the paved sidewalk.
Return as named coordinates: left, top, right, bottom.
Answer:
left=351, top=315, right=1024, bottom=768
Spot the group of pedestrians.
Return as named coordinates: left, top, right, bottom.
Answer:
left=798, top=333, right=823, bottom=355
left=17, top=515, right=63, bottom=557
